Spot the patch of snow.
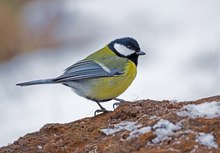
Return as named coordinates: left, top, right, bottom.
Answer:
left=37, top=145, right=43, bottom=150
left=177, top=101, right=220, bottom=118
left=101, top=121, right=141, bottom=135
left=170, top=99, right=178, bottom=103
left=176, top=141, right=181, bottom=144
left=196, top=133, right=218, bottom=149
left=128, top=126, right=151, bottom=140
left=149, top=115, right=157, bottom=120
left=101, top=121, right=151, bottom=140
left=152, top=119, right=181, bottom=144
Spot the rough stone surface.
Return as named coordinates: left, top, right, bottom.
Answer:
left=1, top=96, right=220, bottom=153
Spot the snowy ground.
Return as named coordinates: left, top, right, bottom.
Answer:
left=177, top=101, right=220, bottom=118
left=101, top=119, right=218, bottom=149
left=101, top=102, right=220, bottom=149
left=101, top=119, right=182, bottom=144
left=1, top=0, right=220, bottom=146
left=196, top=133, right=218, bottom=149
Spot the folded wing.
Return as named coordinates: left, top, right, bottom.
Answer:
left=53, top=59, right=122, bottom=82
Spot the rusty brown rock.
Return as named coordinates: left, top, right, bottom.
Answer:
left=1, top=96, right=220, bottom=153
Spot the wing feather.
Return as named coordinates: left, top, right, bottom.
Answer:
left=54, top=60, right=122, bottom=82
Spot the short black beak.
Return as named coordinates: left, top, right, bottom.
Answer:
left=136, top=51, right=146, bottom=55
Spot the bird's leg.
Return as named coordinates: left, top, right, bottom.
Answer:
left=113, top=98, right=126, bottom=109
left=94, top=102, right=109, bottom=116
left=114, top=98, right=125, bottom=102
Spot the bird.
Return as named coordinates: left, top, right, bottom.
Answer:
left=16, top=37, right=145, bottom=115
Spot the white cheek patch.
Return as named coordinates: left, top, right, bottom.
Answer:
left=114, top=43, right=135, bottom=56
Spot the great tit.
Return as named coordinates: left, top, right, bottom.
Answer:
left=17, top=37, right=145, bottom=114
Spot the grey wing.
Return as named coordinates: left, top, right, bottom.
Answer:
left=53, top=60, right=122, bottom=82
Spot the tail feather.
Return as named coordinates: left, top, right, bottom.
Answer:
left=16, top=79, right=54, bottom=86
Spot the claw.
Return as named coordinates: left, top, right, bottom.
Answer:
left=94, top=101, right=110, bottom=116
left=113, top=102, right=120, bottom=110
left=113, top=98, right=126, bottom=109
left=94, top=109, right=110, bottom=116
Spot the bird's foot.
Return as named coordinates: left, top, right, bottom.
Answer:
left=94, top=108, right=110, bottom=116
left=113, top=98, right=126, bottom=109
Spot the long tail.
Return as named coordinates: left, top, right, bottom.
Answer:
left=16, top=79, right=55, bottom=87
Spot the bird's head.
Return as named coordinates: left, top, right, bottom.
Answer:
left=108, top=37, right=145, bottom=65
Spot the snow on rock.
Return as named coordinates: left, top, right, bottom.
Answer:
left=101, top=121, right=141, bottom=135
left=101, top=119, right=182, bottom=142
left=177, top=101, right=220, bottom=118
left=152, top=119, right=181, bottom=144
left=149, top=115, right=157, bottom=120
left=101, top=121, right=151, bottom=140
left=127, top=126, right=151, bottom=140
left=37, top=145, right=43, bottom=150
left=196, top=133, right=218, bottom=149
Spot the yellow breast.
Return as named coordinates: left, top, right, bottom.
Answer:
left=87, top=60, right=137, bottom=101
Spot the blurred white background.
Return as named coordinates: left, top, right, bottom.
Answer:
left=0, top=0, right=220, bottom=146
